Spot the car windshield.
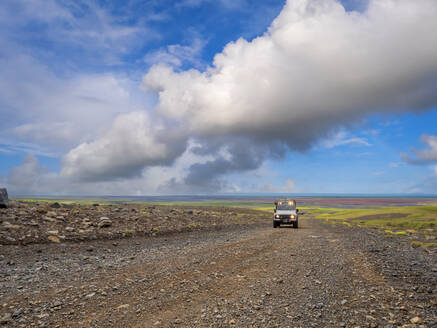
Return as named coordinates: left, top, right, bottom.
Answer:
left=276, top=201, right=296, bottom=210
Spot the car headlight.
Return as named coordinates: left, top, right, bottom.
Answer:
left=275, top=215, right=280, bottom=218
left=290, top=215, right=295, bottom=219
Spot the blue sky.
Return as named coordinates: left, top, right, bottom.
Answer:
left=1, top=0, right=437, bottom=195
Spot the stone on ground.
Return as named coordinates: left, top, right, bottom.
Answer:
left=0, top=188, right=8, bottom=208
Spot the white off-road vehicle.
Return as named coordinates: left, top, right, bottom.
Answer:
left=273, top=199, right=299, bottom=229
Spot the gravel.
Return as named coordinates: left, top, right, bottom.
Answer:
left=0, top=203, right=436, bottom=327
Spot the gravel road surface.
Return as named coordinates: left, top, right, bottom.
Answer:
left=1, top=207, right=436, bottom=327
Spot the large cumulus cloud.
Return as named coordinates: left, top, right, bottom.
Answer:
left=144, top=0, right=437, bottom=145
left=62, top=0, right=437, bottom=190
left=61, top=111, right=188, bottom=181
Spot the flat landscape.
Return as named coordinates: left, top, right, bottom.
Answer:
left=1, top=197, right=436, bottom=327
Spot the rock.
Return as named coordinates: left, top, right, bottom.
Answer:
left=47, top=230, right=59, bottom=235
left=0, top=312, right=11, bottom=324
left=3, top=236, right=16, bottom=243
left=117, top=304, right=129, bottom=310
left=12, top=308, right=23, bottom=318
left=0, top=188, right=8, bottom=208
left=340, top=299, right=348, bottom=305
left=46, top=211, right=57, bottom=217
left=1, top=221, right=21, bottom=230
left=43, top=216, right=56, bottom=222
left=410, top=317, right=422, bottom=324
left=28, top=220, right=39, bottom=226
left=48, top=235, right=61, bottom=243
left=50, top=202, right=61, bottom=208
left=98, top=217, right=112, bottom=228
left=65, top=227, right=75, bottom=232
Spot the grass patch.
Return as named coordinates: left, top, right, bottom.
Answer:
left=312, top=206, right=436, bottom=234
left=384, top=230, right=408, bottom=236
left=411, top=241, right=437, bottom=248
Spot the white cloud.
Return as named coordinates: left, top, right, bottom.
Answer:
left=320, top=130, right=371, bottom=149
left=144, top=0, right=437, bottom=151
left=0, top=52, right=154, bottom=151
left=7, top=154, right=53, bottom=194
left=4, top=142, right=218, bottom=196
left=4, top=0, right=437, bottom=194
left=402, top=134, right=437, bottom=164
left=61, top=111, right=187, bottom=181
left=0, top=0, right=152, bottom=66
left=263, top=178, right=296, bottom=193
left=64, top=0, right=437, bottom=190
left=144, top=38, right=206, bottom=69
left=177, top=0, right=246, bottom=10
left=0, top=139, right=58, bottom=158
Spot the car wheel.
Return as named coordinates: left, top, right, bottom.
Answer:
left=294, top=221, right=298, bottom=229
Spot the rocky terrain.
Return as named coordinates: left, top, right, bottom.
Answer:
left=0, top=201, right=265, bottom=245
left=0, top=202, right=436, bottom=327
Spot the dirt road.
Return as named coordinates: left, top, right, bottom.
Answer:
left=1, top=215, right=436, bottom=327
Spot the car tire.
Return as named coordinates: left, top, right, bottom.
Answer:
left=273, top=221, right=278, bottom=228
left=293, top=221, right=298, bottom=229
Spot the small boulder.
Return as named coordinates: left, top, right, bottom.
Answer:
left=48, top=235, right=60, bottom=243
left=1, top=221, right=21, bottom=230
left=50, top=202, right=61, bottom=208
left=46, top=211, right=57, bottom=217
left=410, top=317, right=422, bottom=324
left=0, top=312, right=11, bottom=324
left=0, top=188, right=8, bottom=208
left=28, top=220, right=39, bottom=226
left=98, top=217, right=112, bottom=228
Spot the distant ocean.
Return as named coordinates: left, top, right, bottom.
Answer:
left=13, top=193, right=437, bottom=202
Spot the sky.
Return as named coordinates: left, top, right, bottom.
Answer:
left=1, top=0, right=437, bottom=196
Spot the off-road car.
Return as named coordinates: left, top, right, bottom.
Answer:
left=273, top=199, right=299, bottom=228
